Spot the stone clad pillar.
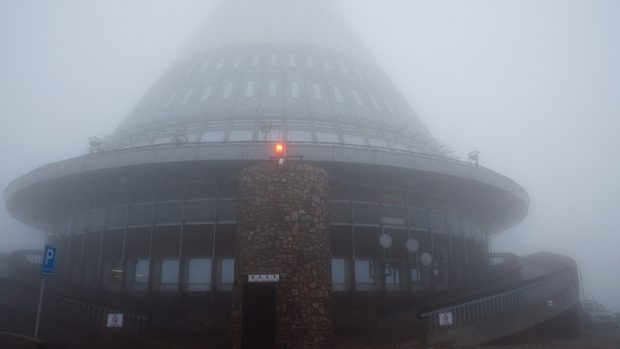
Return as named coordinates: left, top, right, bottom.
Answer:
left=232, top=161, right=332, bottom=349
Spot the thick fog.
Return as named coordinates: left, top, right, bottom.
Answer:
left=1, top=0, right=618, bottom=312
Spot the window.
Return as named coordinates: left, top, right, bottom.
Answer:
left=105, top=260, right=123, bottom=290
left=228, top=130, right=254, bottom=141
left=355, top=259, right=375, bottom=284
left=268, top=81, right=278, bottom=98
left=164, top=92, right=176, bottom=109
left=216, top=57, right=225, bottom=70
left=447, top=214, right=460, bottom=234
left=385, top=101, right=396, bottom=115
left=185, top=64, right=195, bottom=77
left=332, top=86, right=344, bottom=103
left=385, top=260, right=402, bottom=288
left=291, top=81, right=301, bottom=99
left=154, top=202, right=183, bottom=224
left=382, top=206, right=406, bottom=225
left=370, top=95, right=382, bottom=111
left=252, top=54, right=260, bottom=66
left=312, top=83, right=323, bottom=100
left=353, top=202, right=380, bottom=224
left=152, top=137, right=171, bottom=145
left=160, top=259, right=180, bottom=289
left=368, top=138, right=389, bottom=148
left=342, top=134, right=366, bottom=146
left=410, top=265, right=421, bottom=283
left=128, top=204, right=153, bottom=226
left=200, top=60, right=210, bottom=72
left=330, top=201, right=351, bottom=223
left=409, top=208, right=429, bottom=229
left=315, top=132, right=340, bottom=143
left=134, top=259, right=149, bottom=284
left=182, top=88, right=195, bottom=105
left=220, top=258, right=235, bottom=285
left=287, top=130, right=313, bottom=142
left=306, top=56, right=315, bottom=69
left=186, top=258, right=212, bottom=291
left=270, top=54, right=278, bottom=66
left=351, top=90, right=363, bottom=107
left=149, top=97, right=161, bottom=112
left=223, top=83, right=234, bottom=99
left=184, top=201, right=216, bottom=223
left=244, top=81, right=255, bottom=98
left=90, top=209, right=105, bottom=231
left=288, top=54, right=296, bottom=67
left=353, top=67, right=363, bottom=79
left=201, top=131, right=226, bottom=142
left=331, top=258, right=347, bottom=291
left=323, top=58, right=333, bottom=72
left=107, top=206, right=127, bottom=228
left=156, top=185, right=184, bottom=202
left=430, top=211, right=446, bottom=232
left=217, top=200, right=238, bottom=222
left=259, top=129, right=281, bottom=141
left=185, top=183, right=216, bottom=200
left=201, top=85, right=213, bottom=101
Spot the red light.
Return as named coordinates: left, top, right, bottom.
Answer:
left=274, top=143, right=285, bottom=157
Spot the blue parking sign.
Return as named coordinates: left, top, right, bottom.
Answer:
left=40, top=245, right=57, bottom=277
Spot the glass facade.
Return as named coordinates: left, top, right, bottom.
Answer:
left=53, top=181, right=488, bottom=294
left=105, top=46, right=450, bottom=157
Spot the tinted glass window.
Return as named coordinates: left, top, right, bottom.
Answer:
left=154, top=202, right=183, bottom=224
left=134, top=259, right=149, bottom=283
left=355, top=259, right=375, bottom=284
left=187, top=258, right=212, bottom=290
left=161, top=259, right=180, bottom=284
left=221, top=258, right=235, bottom=284
left=184, top=201, right=216, bottom=223
left=331, top=258, right=346, bottom=285
left=128, top=204, right=153, bottom=226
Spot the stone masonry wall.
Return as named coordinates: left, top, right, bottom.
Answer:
left=232, top=161, right=332, bottom=349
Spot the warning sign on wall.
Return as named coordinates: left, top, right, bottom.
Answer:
left=438, top=311, right=454, bottom=326
left=106, top=313, right=124, bottom=328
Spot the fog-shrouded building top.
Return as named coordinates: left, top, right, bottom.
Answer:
left=106, top=0, right=449, bottom=156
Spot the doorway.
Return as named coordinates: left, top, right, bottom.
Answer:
left=241, top=284, right=276, bottom=349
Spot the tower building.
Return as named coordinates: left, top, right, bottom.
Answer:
left=5, top=1, right=578, bottom=348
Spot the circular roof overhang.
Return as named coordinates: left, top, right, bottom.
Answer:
left=4, top=142, right=529, bottom=233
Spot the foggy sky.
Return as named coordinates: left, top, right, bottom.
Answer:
left=1, top=0, right=618, bottom=311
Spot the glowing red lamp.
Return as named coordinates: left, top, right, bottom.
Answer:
left=274, top=143, right=286, bottom=157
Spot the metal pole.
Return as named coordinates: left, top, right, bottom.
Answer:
left=34, top=277, right=46, bottom=339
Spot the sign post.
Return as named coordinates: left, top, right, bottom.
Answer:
left=34, top=244, right=57, bottom=339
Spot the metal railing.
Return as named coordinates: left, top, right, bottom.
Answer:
left=0, top=281, right=149, bottom=336
left=419, top=269, right=575, bottom=332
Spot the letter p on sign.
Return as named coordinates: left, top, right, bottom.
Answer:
left=40, top=245, right=57, bottom=277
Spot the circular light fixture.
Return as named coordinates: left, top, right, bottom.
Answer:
left=406, top=239, right=419, bottom=253
left=420, top=252, right=433, bottom=266
left=274, top=143, right=285, bottom=157
left=379, top=234, right=393, bottom=248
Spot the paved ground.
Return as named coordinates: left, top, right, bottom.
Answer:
left=324, top=328, right=620, bottom=349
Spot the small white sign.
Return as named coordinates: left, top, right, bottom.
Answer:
left=438, top=312, right=454, bottom=326
left=248, top=274, right=280, bottom=283
left=107, top=313, right=124, bottom=328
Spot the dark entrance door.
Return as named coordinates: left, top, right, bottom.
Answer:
left=241, top=284, right=276, bottom=349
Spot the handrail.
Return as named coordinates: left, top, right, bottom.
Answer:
left=0, top=280, right=149, bottom=335
left=419, top=269, right=575, bottom=332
